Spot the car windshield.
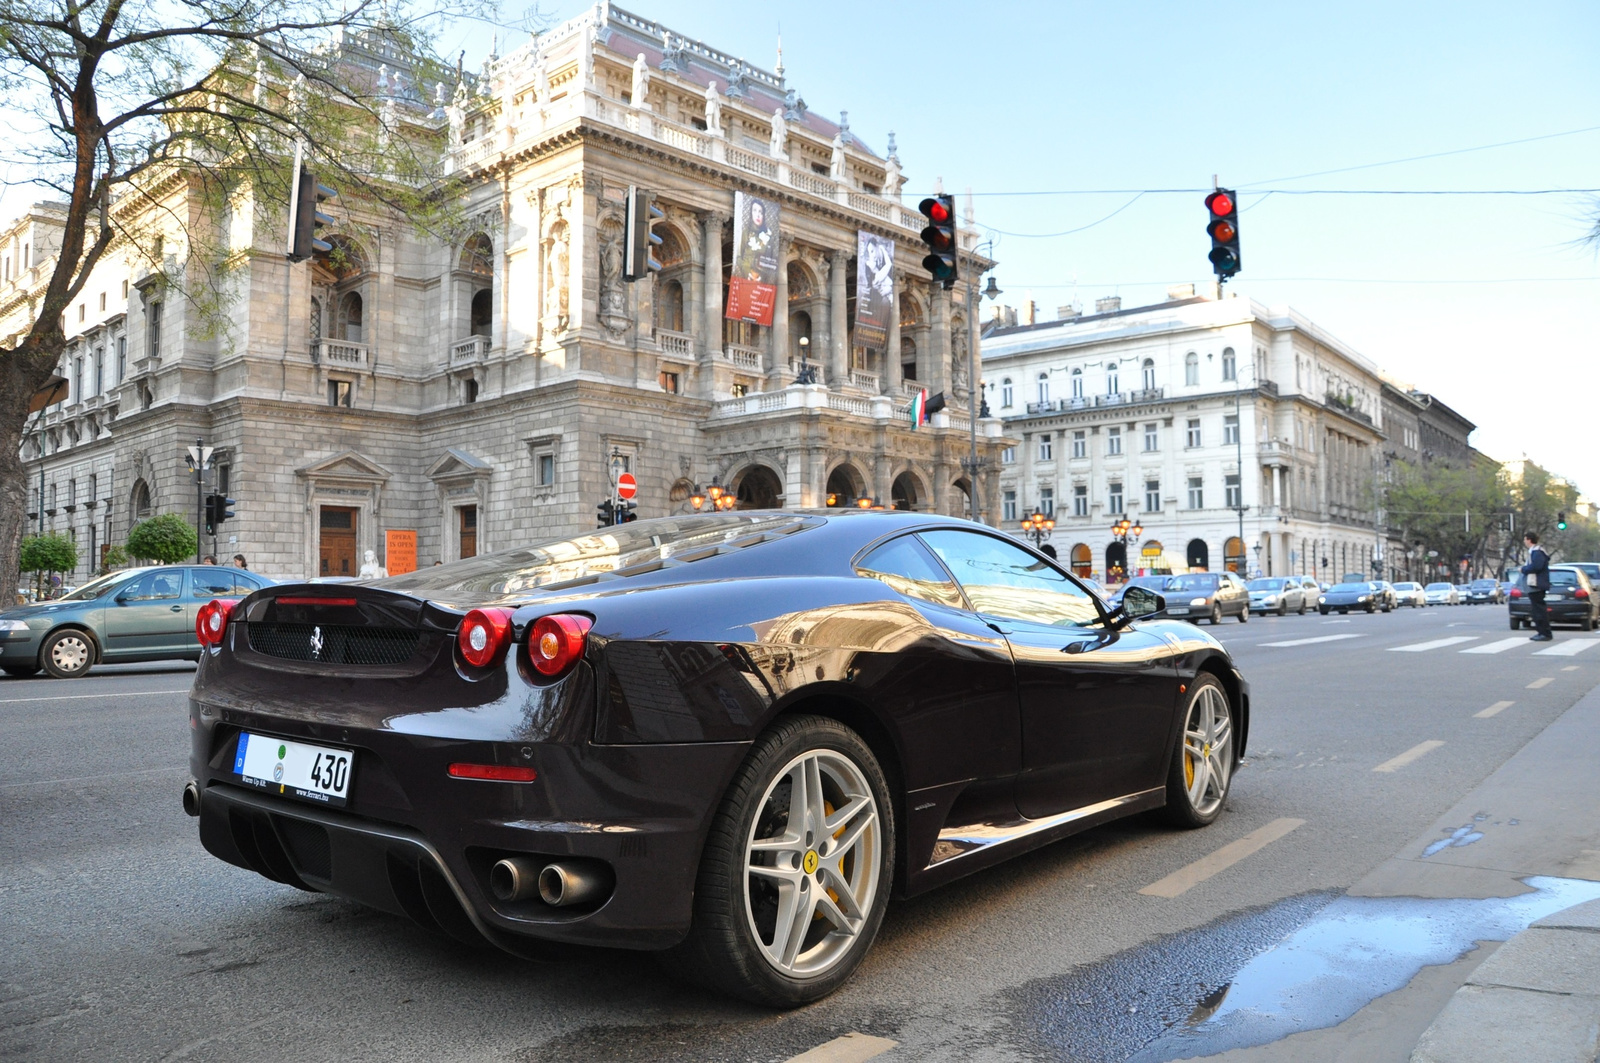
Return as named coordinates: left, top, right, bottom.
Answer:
left=1124, top=576, right=1170, bottom=591
left=1247, top=579, right=1285, bottom=591
left=1394, top=583, right=1418, bottom=590
left=373, top=514, right=821, bottom=597
left=1470, top=580, right=1496, bottom=589
left=1426, top=583, right=1453, bottom=591
left=1167, top=574, right=1218, bottom=592
left=1330, top=583, right=1369, bottom=593
left=56, top=568, right=151, bottom=601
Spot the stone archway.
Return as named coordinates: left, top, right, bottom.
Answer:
left=734, top=465, right=784, bottom=509
left=891, top=470, right=925, bottom=512
left=1224, top=536, right=1246, bottom=574
left=825, top=463, right=866, bottom=507
left=1106, top=541, right=1127, bottom=580
left=1187, top=538, right=1210, bottom=571
left=1069, top=543, right=1092, bottom=578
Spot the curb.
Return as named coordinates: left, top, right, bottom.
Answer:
left=1410, top=897, right=1600, bottom=1063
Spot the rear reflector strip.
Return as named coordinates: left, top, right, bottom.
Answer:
left=447, top=763, right=538, bottom=782
left=275, top=597, right=359, bottom=607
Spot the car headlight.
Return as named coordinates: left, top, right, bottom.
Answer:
left=0, top=619, right=29, bottom=632
left=1263, top=596, right=1277, bottom=604
left=1190, top=597, right=1208, bottom=607
left=1357, top=595, right=1370, bottom=602
left=1319, top=596, right=1326, bottom=603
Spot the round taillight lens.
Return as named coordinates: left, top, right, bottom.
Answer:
left=457, top=608, right=514, bottom=668
left=196, top=598, right=240, bottom=648
left=527, top=614, right=593, bottom=678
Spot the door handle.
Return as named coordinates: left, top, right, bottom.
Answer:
left=170, top=605, right=182, bottom=612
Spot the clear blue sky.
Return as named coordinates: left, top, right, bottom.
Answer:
left=445, top=0, right=1599, bottom=495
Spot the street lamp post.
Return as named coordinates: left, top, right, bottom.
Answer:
left=958, top=247, right=1002, bottom=522
left=1109, top=516, right=1144, bottom=582
left=1019, top=510, right=1055, bottom=549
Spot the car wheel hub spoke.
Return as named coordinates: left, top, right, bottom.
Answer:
left=1184, top=686, right=1231, bottom=814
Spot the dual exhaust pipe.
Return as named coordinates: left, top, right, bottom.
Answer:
left=490, top=856, right=612, bottom=908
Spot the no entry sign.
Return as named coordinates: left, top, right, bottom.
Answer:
left=616, top=472, right=637, bottom=500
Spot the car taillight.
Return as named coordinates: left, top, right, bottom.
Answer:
left=1577, top=588, right=1590, bottom=599
left=458, top=608, right=515, bottom=668
left=196, top=598, right=240, bottom=648
left=1509, top=587, right=1523, bottom=599
left=447, top=763, right=538, bottom=782
left=527, top=614, right=593, bottom=678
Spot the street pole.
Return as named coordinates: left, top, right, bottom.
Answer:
left=965, top=278, right=979, bottom=521
left=1234, top=372, right=1245, bottom=571
left=194, top=437, right=205, bottom=563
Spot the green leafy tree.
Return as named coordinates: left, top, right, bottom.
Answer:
left=0, top=0, right=481, bottom=607
left=98, top=543, right=129, bottom=574
left=1385, top=459, right=1507, bottom=580
left=126, top=514, right=198, bottom=564
left=19, top=532, right=78, bottom=575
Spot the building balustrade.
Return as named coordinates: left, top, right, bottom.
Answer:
left=1128, top=387, right=1164, bottom=403
left=656, top=329, right=693, bottom=359
left=1094, top=392, right=1126, bottom=408
left=315, top=340, right=369, bottom=367
left=449, top=335, right=490, bottom=365
left=848, top=369, right=879, bottom=392
left=723, top=344, right=763, bottom=370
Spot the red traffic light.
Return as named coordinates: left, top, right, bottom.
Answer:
left=1205, top=190, right=1234, bottom=216
left=919, top=197, right=951, bottom=224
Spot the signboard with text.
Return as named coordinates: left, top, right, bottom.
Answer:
left=385, top=529, right=417, bottom=575
left=726, top=192, right=781, bottom=326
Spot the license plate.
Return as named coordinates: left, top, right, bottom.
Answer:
left=1548, top=593, right=1564, bottom=600
left=1167, top=607, right=1189, bottom=615
left=233, top=732, right=354, bottom=807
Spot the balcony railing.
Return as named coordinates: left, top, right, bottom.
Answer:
left=1094, top=392, right=1126, bottom=407
left=657, top=329, right=693, bottom=359
left=848, top=369, right=879, bottom=392
left=450, top=335, right=489, bottom=365
left=1128, top=387, right=1164, bottom=403
left=1025, top=400, right=1055, bottom=414
left=724, top=344, right=763, bottom=370
left=314, top=340, right=368, bottom=367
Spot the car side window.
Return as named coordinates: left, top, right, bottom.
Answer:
left=856, top=535, right=967, bottom=611
left=122, top=570, right=184, bottom=601
left=234, top=573, right=263, bottom=594
left=919, top=530, right=1101, bottom=628
left=193, top=569, right=236, bottom=597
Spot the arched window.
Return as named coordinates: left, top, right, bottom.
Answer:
left=340, top=292, right=363, bottom=343
left=657, top=227, right=687, bottom=268
left=470, top=289, right=492, bottom=337
left=1069, top=542, right=1092, bottom=578
left=655, top=278, right=685, bottom=333
left=1070, top=367, right=1083, bottom=399
left=1224, top=535, right=1246, bottom=572
left=1000, top=377, right=1013, bottom=408
left=1106, top=363, right=1119, bottom=395
left=788, top=260, right=814, bottom=301
left=309, top=297, right=322, bottom=341
left=1222, top=346, right=1237, bottom=382
left=1142, top=358, right=1156, bottom=390
left=1187, top=538, right=1209, bottom=571
left=792, top=310, right=813, bottom=364
left=131, top=480, right=152, bottom=521
left=459, top=233, right=493, bottom=276
left=1037, top=372, right=1050, bottom=404
left=900, top=335, right=917, bottom=381
left=1185, top=351, right=1199, bottom=386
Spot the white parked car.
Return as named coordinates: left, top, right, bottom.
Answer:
left=1424, top=582, right=1459, bottom=606
left=1391, top=582, right=1427, bottom=608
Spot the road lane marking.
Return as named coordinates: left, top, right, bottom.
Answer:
left=1461, top=638, right=1530, bottom=654
left=1389, top=636, right=1480, bottom=652
left=1563, top=666, right=1580, bottom=671
left=1527, top=677, right=1554, bottom=689
left=1373, top=740, right=1446, bottom=773
left=0, top=689, right=190, bottom=705
left=1138, top=818, right=1305, bottom=898
left=1260, top=634, right=1367, bottom=647
left=1534, top=639, right=1600, bottom=657
left=1475, top=701, right=1515, bottom=718
left=0, top=765, right=186, bottom=789
left=784, top=1033, right=899, bottom=1063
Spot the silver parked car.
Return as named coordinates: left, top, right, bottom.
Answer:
left=1424, top=582, right=1459, bottom=606
left=1391, top=581, right=1427, bottom=608
left=1246, top=577, right=1306, bottom=615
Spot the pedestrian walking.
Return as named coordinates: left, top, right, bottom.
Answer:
left=1522, top=532, right=1552, bottom=642
left=232, top=554, right=248, bottom=569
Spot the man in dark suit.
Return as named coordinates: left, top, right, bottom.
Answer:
left=1521, top=531, right=1552, bottom=641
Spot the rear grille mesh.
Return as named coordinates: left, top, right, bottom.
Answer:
left=247, top=623, right=420, bottom=665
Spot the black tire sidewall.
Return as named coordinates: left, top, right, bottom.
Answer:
left=40, top=629, right=93, bottom=679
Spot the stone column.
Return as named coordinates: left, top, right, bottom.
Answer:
left=828, top=248, right=848, bottom=387
left=930, top=282, right=951, bottom=396
left=702, top=211, right=726, bottom=361
left=767, top=234, right=791, bottom=390
left=883, top=272, right=902, bottom=396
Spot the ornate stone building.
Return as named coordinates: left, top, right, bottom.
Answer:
left=3, top=3, right=1008, bottom=582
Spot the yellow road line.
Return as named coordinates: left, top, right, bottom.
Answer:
left=784, top=1032, right=899, bottom=1063
left=1475, top=701, right=1515, bottom=718
left=1138, top=817, right=1305, bottom=898
left=1373, top=740, right=1445, bottom=773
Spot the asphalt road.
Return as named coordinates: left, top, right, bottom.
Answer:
left=2, top=605, right=1597, bottom=1063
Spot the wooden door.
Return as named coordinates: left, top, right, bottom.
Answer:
left=458, top=505, right=477, bottom=559
left=319, top=506, right=358, bottom=576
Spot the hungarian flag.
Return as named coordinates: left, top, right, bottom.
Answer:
left=908, top=388, right=927, bottom=428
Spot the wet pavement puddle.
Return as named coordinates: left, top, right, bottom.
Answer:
left=1009, top=877, right=1600, bottom=1062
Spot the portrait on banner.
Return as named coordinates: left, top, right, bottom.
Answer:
left=726, top=192, right=781, bottom=326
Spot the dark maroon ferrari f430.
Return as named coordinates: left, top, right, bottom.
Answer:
left=186, top=511, right=1249, bottom=1006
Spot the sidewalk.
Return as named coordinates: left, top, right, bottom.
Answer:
left=1409, top=897, right=1600, bottom=1063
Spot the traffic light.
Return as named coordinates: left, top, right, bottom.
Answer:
left=619, top=500, right=638, bottom=523
left=596, top=499, right=615, bottom=528
left=1557, top=512, right=1568, bottom=530
left=623, top=186, right=664, bottom=282
left=1205, top=188, right=1241, bottom=280
left=204, top=493, right=235, bottom=535
left=918, top=194, right=958, bottom=288
left=288, top=166, right=337, bottom=262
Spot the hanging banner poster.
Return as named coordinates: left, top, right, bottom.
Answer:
left=854, top=230, right=895, bottom=349
left=385, top=529, right=417, bottom=575
left=726, top=192, right=781, bottom=326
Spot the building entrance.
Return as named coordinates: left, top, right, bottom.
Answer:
left=319, top=506, right=358, bottom=576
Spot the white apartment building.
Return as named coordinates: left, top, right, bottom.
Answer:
left=982, top=291, right=1388, bottom=583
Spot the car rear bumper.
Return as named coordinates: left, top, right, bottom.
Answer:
left=1509, top=599, right=1594, bottom=623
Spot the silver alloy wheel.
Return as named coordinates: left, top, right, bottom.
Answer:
left=742, top=749, right=881, bottom=979
left=1182, top=684, right=1233, bottom=816
left=48, top=632, right=91, bottom=675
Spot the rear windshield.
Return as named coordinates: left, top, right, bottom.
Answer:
left=1470, top=580, right=1496, bottom=588
left=1331, top=583, right=1370, bottom=593
left=373, top=514, right=820, bottom=597
left=1550, top=570, right=1578, bottom=586
left=1167, top=574, right=1219, bottom=592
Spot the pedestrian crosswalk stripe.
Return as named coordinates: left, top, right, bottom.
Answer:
left=1475, top=700, right=1515, bottom=718
left=1389, top=636, right=1480, bottom=653
left=1373, top=739, right=1445, bottom=773
left=1461, top=637, right=1531, bottom=655
left=1527, top=677, right=1553, bottom=689
left=783, top=1033, right=899, bottom=1063
left=1533, top=639, right=1600, bottom=658
left=1261, top=633, right=1368, bottom=647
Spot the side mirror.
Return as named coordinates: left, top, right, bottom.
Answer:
left=1120, top=586, right=1166, bottom=623
left=113, top=592, right=130, bottom=605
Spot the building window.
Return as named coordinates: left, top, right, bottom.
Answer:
left=88, top=473, right=98, bottom=504
left=1106, top=364, right=1119, bottom=394
left=1071, top=430, right=1087, bottom=459
left=148, top=301, right=162, bottom=359
left=658, top=370, right=680, bottom=394
left=1001, top=378, right=1013, bottom=408
left=1223, top=413, right=1240, bottom=445
left=1145, top=479, right=1161, bottom=511
left=1106, top=427, right=1122, bottom=455
left=1186, top=418, right=1202, bottom=447
left=1001, top=446, right=1016, bottom=464
left=1070, top=367, right=1083, bottom=399
left=537, top=453, right=555, bottom=487
left=1073, top=484, right=1088, bottom=516
left=1037, top=434, right=1053, bottom=462
left=462, top=378, right=478, bottom=403
left=1225, top=473, right=1242, bottom=509
left=730, top=383, right=748, bottom=398
left=92, top=348, right=103, bottom=396
left=122, top=280, right=128, bottom=298
left=1142, top=359, right=1156, bottom=390
left=68, top=479, right=76, bottom=507
left=1002, top=490, right=1017, bottom=522
left=340, top=292, right=364, bottom=343
left=458, top=505, right=478, bottom=559
left=1039, top=487, right=1054, bottom=517
left=72, top=357, right=82, bottom=401
left=1108, top=481, right=1124, bottom=515
left=1037, top=372, right=1049, bottom=404
left=78, top=303, right=85, bottom=322
left=99, top=292, right=106, bottom=312
left=1188, top=476, right=1204, bottom=509
left=1143, top=423, right=1158, bottom=451
left=1185, top=352, right=1199, bottom=386
left=328, top=379, right=352, bottom=407
left=1222, top=346, right=1236, bottom=381
left=116, top=336, right=126, bottom=381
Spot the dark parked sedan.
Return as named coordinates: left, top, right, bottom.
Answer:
left=1508, top=567, right=1598, bottom=631
left=1161, top=571, right=1250, bottom=624
left=0, top=565, right=274, bottom=678
left=1318, top=581, right=1384, bottom=614
left=186, top=511, right=1250, bottom=1006
left=1466, top=579, right=1503, bottom=605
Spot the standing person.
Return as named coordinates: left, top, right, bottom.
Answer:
left=1521, top=532, right=1552, bottom=642
left=232, top=554, right=248, bottom=569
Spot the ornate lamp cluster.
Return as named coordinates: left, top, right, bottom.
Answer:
left=1020, top=510, right=1055, bottom=546
left=825, top=493, right=883, bottom=509
left=1110, top=517, right=1144, bottom=543
left=689, top=478, right=737, bottom=511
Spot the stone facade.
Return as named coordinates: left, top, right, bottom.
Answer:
left=3, top=3, right=1010, bottom=583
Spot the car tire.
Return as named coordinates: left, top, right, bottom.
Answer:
left=40, top=628, right=95, bottom=679
left=1319, top=607, right=1329, bottom=615
left=1208, top=604, right=1222, bottom=626
left=1238, top=607, right=1248, bottom=623
left=1508, top=617, right=1521, bottom=630
left=664, top=714, right=894, bottom=1008
left=1160, top=674, right=1234, bottom=829
left=2, top=665, right=40, bottom=677
left=1298, top=601, right=1307, bottom=615
left=1366, top=604, right=1376, bottom=614
left=1279, top=602, right=1288, bottom=617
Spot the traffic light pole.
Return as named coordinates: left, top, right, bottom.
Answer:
left=194, top=437, right=205, bottom=563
